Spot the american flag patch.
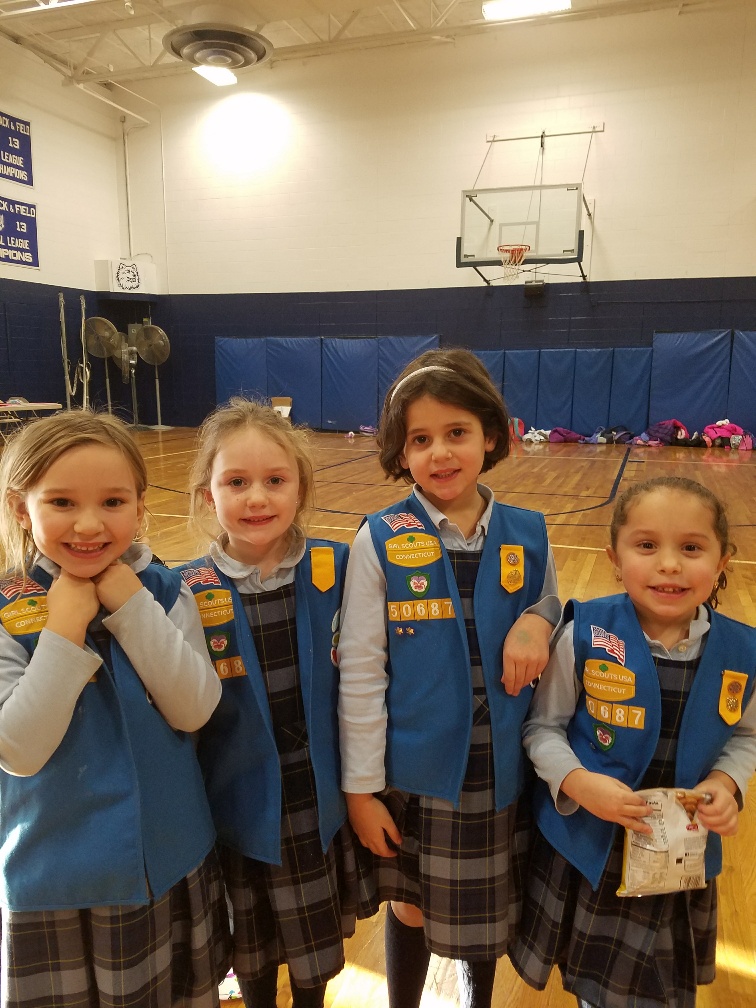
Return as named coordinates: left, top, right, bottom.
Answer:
left=181, top=566, right=222, bottom=588
left=381, top=513, right=425, bottom=532
left=591, top=625, right=626, bottom=664
left=0, top=576, right=44, bottom=600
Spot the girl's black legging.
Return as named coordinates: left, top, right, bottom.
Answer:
left=384, top=902, right=498, bottom=1008
left=239, top=969, right=327, bottom=1008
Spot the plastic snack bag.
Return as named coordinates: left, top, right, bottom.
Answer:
left=617, top=788, right=711, bottom=897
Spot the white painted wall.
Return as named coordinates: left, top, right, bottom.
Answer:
left=0, top=38, right=122, bottom=289
left=5, top=2, right=756, bottom=295
left=126, top=2, right=755, bottom=294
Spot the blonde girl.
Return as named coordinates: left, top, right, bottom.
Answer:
left=0, top=410, right=229, bottom=1008
left=182, top=399, right=370, bottom=1008
left=512, top=476, right=756, bottom=1008
left=337, top=348, right=561, bottom=1008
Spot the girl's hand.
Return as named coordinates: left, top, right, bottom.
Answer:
left=45, top=570, right=99, bottom=647
left=92, top=561, right=142, bottom=613
left=561, top=768, right=654, bottom=834
left=694, top=774, right=739, bottom=837
left=346, top=793, right=402, bottom=858
left=502, top=613, right=551, bottom=696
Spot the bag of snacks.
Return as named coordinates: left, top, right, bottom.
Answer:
left=617, top=788, right=711, bottom=897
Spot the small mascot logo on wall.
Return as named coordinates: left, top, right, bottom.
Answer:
left=115, top=261, right=141, bottom=291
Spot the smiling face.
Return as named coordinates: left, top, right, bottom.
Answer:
left=12, top=444, right=144, bottom=577
left=205, top=427, right=301, bottom=572
left=607, top=488, right=730, bottom=645
left=399, top=395, right=496, bottom=517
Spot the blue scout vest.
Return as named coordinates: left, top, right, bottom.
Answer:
left=534, top=594, right=756, bottom=889
left=366, top=491, right=548, bottom=809
left=180, top=540, right=348, bottom=866
left=0, top=563, right=216, bottom=912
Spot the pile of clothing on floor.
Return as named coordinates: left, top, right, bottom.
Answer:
left=517, top=418, right=753, bottom=450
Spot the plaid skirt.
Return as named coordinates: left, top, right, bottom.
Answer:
left=220, top=751, right=374, bottom=989
left=510, top=826, right=717, bottom=1008
left=352, top=548, right=533, bottom=962
left=223, top=586, right=375, bottom=989
left=0, top=851, right=231, bottom=1008
left=356, top=784, right=532, bottom=962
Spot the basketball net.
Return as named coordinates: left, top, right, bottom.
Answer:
left=497, top=244, right=530, bottom=281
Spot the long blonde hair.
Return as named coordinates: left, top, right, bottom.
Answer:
left=0, top=411, right=147, bottom=577
left=189, top=398, right=315, bottom=543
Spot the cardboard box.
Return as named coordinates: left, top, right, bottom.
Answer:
left=271, top=396, right=292, bottom=419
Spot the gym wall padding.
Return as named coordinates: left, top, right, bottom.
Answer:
left=571, top=349, right=613, bottom=436
left=650, top=330, right=731, bottom=434
left=266, top=338, right=323, bottom=428
left=536, top=350, right=576, bottom=431
left=215, top=337, right=267, bottom=404
left=473, top=350, right=505, bottom=390
left=322, top=338, right=379, bottom=431
left=608, top=348, right=651, bottom=435
left=503, top=350, right=539, bottom=430
left=377, top=336, right=440, bottom=410
left=728, top=332, right=756, bottom=432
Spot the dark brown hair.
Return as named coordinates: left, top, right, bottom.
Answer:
left=610, top=476, right=735, bottom=609
left=378, top=348, right=511, bottom=482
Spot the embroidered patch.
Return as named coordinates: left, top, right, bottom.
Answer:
left=586, top=694, right=646, bottom=731
left=406, top=572, right=430, bottom=597
left=583, top=659, right=636, bottom=702
left=181, top=566, right=222, bottom=588
left=209, top=633, right=229, bottom=654
left=215, top=656, right=246, bottom=679
left=0, top=575, right=44, bottom=601
left=719, top=670, right=748, bottom=725
left=590, top=624, right=626, bottom=664
left=385, top=534, right=441, bottom=568
left=381, top=512, right=426, bottom=532
left=499, top=545, right=524, bottom=594
left=0, top=595, right=48, bottom=636
left=388, top=598, right=454, bottom=621
left=193, top=589, right=234, bottom=628
left=593, top=723, right=616, bottom=751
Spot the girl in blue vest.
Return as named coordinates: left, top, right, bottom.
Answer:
left=0, top=410, right=229, bottom=1008
left=511, top=476, right=756, bottom=1008
left=181, top=399, right=370, bottom=1008
left=337, top=348, right=561, bottom=1008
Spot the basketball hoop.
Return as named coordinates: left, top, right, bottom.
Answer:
left=497, top=244, right=530, bottom=280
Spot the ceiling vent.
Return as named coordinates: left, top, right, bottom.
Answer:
left=163, top=4, right=273, bottom=70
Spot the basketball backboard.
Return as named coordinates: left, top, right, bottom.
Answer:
left=457, top=182, right=584, bottom=268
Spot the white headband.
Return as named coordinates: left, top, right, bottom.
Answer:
left=390, top=365, right=454, bottom=402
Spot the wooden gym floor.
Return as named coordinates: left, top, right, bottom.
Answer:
left=140, top=429, right=756, bottom=1008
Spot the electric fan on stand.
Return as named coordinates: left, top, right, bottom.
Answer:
left=133, top=323, right=172, bottom=430
left=84, top=317, right=122, bottom=414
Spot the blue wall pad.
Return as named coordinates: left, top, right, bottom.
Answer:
left=215, top=338, right=267, bottom=405
left=728, top=332, right=756, bottom=433
left=322, top=338, right=379, bottom=431
left=503, top=350, right=540, bottom=430
left=608, top=348, right=651, bottom=435
left=377, top=335, right=439, bottom=410
left=536, top=349, right=576, bottom=431
left=266, top=337, right=323, bottom=428
left=571, top=349, right=613, bottom=436
left=473, top=350, right=505, bottom=392
left=650, top=331, right=731, bottom=434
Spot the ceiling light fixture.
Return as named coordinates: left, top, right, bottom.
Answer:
left=192, top=65, right=238, bottom=85
left=482, top=0, right=571, bottom=20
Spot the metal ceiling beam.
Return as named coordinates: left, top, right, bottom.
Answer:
left=5, top=0, right=735, bottom=85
